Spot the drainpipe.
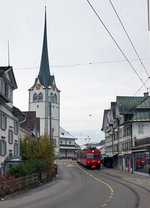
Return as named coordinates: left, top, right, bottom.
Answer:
left=131, top=122, right=134, bottom=174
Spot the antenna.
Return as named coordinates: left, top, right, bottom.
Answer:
left=8, top=40, right=10, bottom=66
left=45, top=0, right=47, bottom=8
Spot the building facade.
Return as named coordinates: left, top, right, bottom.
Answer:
left=0, top=66, right=24, bottom=175
left=28, top=8, right=60, bottom=156
left=102, top=94, right=150, bottom=175
left=59, top=127, right=80, bottom=158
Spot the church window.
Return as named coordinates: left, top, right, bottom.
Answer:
left=50, top=93, right=54, bottom=103
left=33, top=93, right=37, bottom=102
left=38, top=92, right=43, bottom=101
left=53, top=94, right=57, bottom=104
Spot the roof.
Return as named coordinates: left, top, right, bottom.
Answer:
left=136, top=96, right=150, bottom=109
left=38, top=8, right=54, bottom=88
left=0, top=66, right=17, bottom=89
left=101, top=109, right=113, bottom=131
left=116, top=96, right=145, bottom=114
left=60, top=127, right=77, bottom=140
left=131, top=111, right=150, bottom=121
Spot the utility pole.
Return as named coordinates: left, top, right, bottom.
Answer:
left=49, top=101, right=52, bottom=139
left=148, top=0, right=150, bottom=31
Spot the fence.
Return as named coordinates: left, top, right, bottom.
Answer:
left=0, top=170, right=55, bottom=198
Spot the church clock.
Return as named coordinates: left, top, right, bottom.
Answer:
left=36, top=83, right=41, bottom=90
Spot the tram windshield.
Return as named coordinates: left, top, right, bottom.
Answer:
left=87, top=153, right=93, bottom=159
left=94, top=153, right=100, bottom=158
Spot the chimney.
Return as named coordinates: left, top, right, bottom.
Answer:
left=144, top=92, right=149, bottom=97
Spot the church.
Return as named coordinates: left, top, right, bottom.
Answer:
left=28, top=8, right=60, bottom=156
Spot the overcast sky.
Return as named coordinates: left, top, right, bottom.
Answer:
left=0, top=0, right=150, bottom=145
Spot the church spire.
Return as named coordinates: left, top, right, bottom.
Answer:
left=38, top=7, right=51, bottom=87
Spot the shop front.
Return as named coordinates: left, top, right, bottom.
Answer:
left=132, top=145, right=150, bottom=175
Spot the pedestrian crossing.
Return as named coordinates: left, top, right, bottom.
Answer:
left=56, top=161, right=77, bottom=165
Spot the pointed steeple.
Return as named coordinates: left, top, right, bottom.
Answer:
left=38, top=7, right=52, bottom=88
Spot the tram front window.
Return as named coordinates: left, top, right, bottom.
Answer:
left=94, top=153, right=100, bottom=158
left=87, top=153, right=93, bottom=159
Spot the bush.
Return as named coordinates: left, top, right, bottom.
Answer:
left=7, top=160, right=48, bottom=178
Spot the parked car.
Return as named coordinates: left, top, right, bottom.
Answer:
left=53, top=162, right=58, bottom=174
left=72, top=156, right=77, bottom=160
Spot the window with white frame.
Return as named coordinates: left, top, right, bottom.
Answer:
left=0, top=137, right=6, bottom=156
left=14, top=143, right=18, bottom=156
left=1, top=114, right=7, bottom=130
left=138, top=124, right=144, bottom=134
left=8, top=129, right=13, bottom=144
left=14, top=121, right=18, bottom=134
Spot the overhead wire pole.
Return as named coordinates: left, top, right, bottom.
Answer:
left=86, top=0, right=148, bottom=91
left=148, top=0, right=150, bottom=31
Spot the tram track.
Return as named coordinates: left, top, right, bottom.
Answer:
left=77, top=164, right=139, bottom=208
left=91, top=169, right=150, bottom=208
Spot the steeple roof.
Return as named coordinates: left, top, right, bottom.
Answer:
left=38, top=7, right=53, bottom=87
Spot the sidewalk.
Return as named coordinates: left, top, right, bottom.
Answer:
left=100, top=167, right=150, bottom=191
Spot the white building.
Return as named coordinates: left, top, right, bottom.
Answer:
left=28, top=8, right=60, bottom=156
left=59, top=127, right=80, bottom=158
left=102, top=94, right=150, bottom=174
left=0, top=66, right=24, bottom=175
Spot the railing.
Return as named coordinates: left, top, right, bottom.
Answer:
left=0, top=170, right=55, bottom=198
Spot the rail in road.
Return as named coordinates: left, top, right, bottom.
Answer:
left=57, top=160, right=150, bottom=208
left=1, top=160, right=150, bottom=208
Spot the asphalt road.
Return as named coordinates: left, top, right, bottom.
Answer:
left=0, top=160, right=149, bottom=208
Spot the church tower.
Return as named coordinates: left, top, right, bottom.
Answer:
left=28, top=8, right=60, bottom=156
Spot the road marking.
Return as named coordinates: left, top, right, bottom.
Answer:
left=76, top=164, right=114, bottom=208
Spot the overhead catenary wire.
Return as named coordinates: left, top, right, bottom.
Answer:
left=134, top=77, right=149, bottom=95
left=13, top=57, right=150, bottom=71
left=109, top=0, right=150, bottom=78
left=86, top=0, right=148, bottom=91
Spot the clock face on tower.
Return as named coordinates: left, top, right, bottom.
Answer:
left=36, top=83, right=41, bottom=90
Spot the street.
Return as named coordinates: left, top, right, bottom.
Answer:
left=1, top=160, right=150, bottom=208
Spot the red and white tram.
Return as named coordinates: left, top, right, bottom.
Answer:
left=77, top=147, right=101, bottom=169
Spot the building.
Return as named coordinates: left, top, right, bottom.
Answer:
left=0, top=66, right=25, bottom=175
left=102, top=93, right=150, bottom=175
left=101, top=109, right=113, bottom=157
left=59, top=127, right=80, bottom=158
left=28, top=8, right=60, bottom=156
left=19, top=111, right=40, bottom=139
